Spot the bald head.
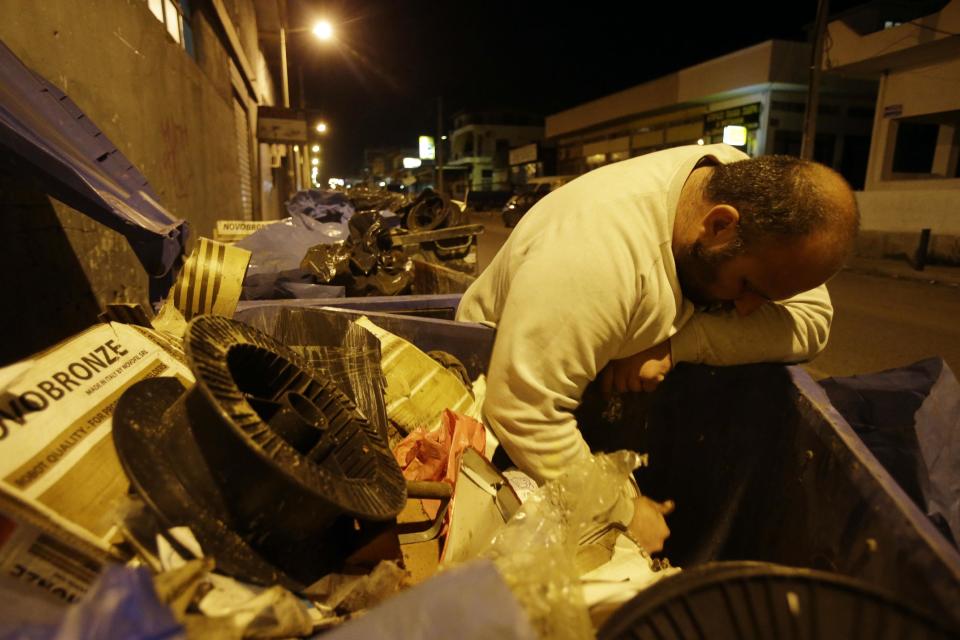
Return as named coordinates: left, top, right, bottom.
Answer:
left=703, top=155, right=860, bottom=262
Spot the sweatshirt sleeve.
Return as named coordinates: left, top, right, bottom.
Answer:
left=481, top=239, right=636, bottom=484
left=670, top=284, right=833, bottom=366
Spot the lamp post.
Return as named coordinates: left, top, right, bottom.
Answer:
left=279, top=19, right=334, bottom=109
left=277, top=19, right=334, bottom=190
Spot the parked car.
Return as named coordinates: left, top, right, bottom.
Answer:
left=501, top=176, right=574, bottom=227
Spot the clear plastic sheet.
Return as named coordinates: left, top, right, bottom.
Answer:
left=481, top=452, right=644, bottom=640
left=322, top=560, right=537, bottom=640
left=232, top=306, right=390, bottom=442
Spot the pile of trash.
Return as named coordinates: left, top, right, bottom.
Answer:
left=237, top=187, right=477, bottom=300
left=0, top=239, right=677, bottom=640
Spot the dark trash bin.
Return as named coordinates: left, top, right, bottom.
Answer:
left=577, top=363, right=960, bottom=627
left=233, top=301, right=960, bottom=627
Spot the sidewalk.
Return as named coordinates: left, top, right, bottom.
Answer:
left=845, top=256, right=960, bottom=288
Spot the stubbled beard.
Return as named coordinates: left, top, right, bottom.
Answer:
left=675, top=240, right=743, bottom=308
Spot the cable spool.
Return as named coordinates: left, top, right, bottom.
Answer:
left=114, top=316, right=407, bottom=589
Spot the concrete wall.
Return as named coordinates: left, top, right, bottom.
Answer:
left=1, top=0, right=257, bottom=234
left=855, top=190, right=960, bottom=263
left=857, top=57, right=960, bottom=263
left=0, top=163, right=146, bottom=364
left=0, top=0, right=276, bottom=364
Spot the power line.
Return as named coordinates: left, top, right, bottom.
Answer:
left=904, top=19, right=958, bottom=37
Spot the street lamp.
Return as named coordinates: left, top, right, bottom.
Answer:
left=271, top=19, right=335, bottom=192
left=315, top=121, right=328, bottom=134
left=279, top=19, right=336, bottom=109
left=312, top=20, right=334, bottom=41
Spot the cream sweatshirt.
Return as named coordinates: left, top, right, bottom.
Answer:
left=456, top=144, right=833, bottom=483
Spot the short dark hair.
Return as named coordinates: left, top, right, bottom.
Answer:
left=704, top=155, right=859, bottom=249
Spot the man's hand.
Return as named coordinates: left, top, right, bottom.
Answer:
left=600, top=340, right=673, bottom=398
left=628, top=495, right=674, bottom=553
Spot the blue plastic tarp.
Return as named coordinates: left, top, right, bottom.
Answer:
left=820, top=357, right=960, bottom=546
left=0, top=565, right=183, bottom=640
left=0, top=41, right=188, bottom=305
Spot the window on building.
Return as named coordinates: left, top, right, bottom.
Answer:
left=585, top=153, right=607, bottom=168
left=848, top=106, right=875, bottom=119
left=892, top=121, right=939, bottom=173
left=892, top=121, right=940, bottom=173
left=771, top=101, right=806, bottom=114
left=772, top=130, right=836, bottom=164
left=144, top=0, right=195, bottom=57
left=839, top=134, right=870, bottom=189
left=888, top=111, right=960, bottom=179
left=494, top=139, right=510, bottom=167
left=814, top=133, right=836, bottom=165
left=773, top=130, right=802, bottom=156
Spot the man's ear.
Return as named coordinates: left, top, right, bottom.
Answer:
left=698, top=204, right=740, bottom=249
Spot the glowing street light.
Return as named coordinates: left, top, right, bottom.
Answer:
left=311, top=158, right=319, bottom=166
left=316, top=122, right=328, bottom=134
left=723, top=125, right=747, bottom=147
left=311, top=144, right=320, bottom=152
left=312, top=20, right=334, bottom=41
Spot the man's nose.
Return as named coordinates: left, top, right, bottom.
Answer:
left=734, top=291, right=767, bottom=316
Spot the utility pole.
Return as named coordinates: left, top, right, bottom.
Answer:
left=801, top=0, right=830, bottom=161
left=298, top=64, right=312, bottom=188
left=278, top=0, right=298, bottom=193
left=437, top=96, right=444, bottom=195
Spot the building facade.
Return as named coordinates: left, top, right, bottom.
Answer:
left=824, top=0, right=960, bottom=262
left=0, top=0, right=282, bottom=362
left=546, top=40, right=877, bottom=189
left=447, top=110, right=544, bottom=196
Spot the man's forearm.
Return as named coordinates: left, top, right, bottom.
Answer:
left=670, top=284, right=833, bottom=366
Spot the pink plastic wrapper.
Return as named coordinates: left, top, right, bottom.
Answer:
left=393, top=409, right=486, bottom=517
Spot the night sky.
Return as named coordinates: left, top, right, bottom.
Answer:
left=284, top=0, right=869, bottom=177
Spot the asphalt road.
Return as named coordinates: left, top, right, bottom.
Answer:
left=469, top=210, right=960, bottom=380
left=810, top=271, right=960, bottom=379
